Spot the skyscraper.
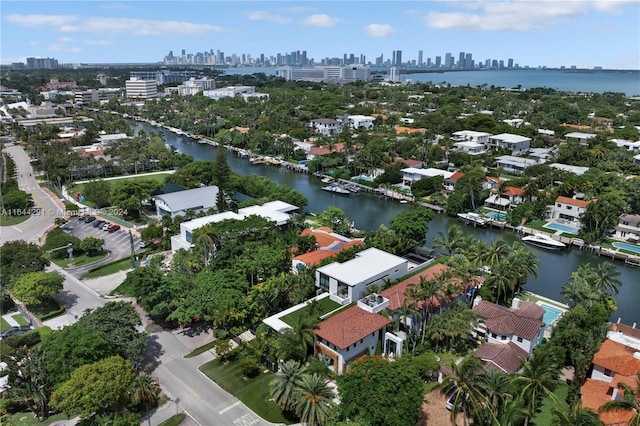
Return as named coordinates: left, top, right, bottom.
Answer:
left=392, top=50, right=402, bottom=67
left=435, top=56, right=441, bottom=68
left=508, top=58, right=514, bottom=68
left=445, top=53, right=453, bottom=68
left=458, top=52, right=465, bottom=68
left=465, top=53, right=473, bottom=69
left=418, top=50, right=423, bottom=67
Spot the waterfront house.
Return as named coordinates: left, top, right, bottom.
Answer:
left=484, top=186, right=526, bottom=211
left=482, top=177, right=505, bottom=191
left=488, top=133, right=532, bottom=155
left=580, top=322, right=640, bottom=426
left=472, top=298, right=545, bottom=372
left=550, top=196, right=592, bottom=225
left=401, top=167, right=454, bottom=188
left=310, top=118, right=343, bottom=136
left=614, top=214, right=640, bottom=242
left=291, top=227, right=365, bottom=273
left=444, top=171, right=465, bottom=193
left=493, top=155, right=540, bottom=174
left=315, top=247, right=409, bottom=305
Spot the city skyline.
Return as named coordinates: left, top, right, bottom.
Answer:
left=2, top=1, right=639, bottom=70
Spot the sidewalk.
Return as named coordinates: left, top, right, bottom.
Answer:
left=2, top=312, right=21, bottom=327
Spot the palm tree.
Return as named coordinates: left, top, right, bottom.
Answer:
left=592, top=262, right=622, bottom=295
left=434, top=224, right=464, bottom=256
left=129, top=373, right=160, bottom=426
left=511, top=350, right=562, bottom=426
left=293, top=373, right=336, bottom=426
left=406, top=275, right=445, bottom=344
left=270, top=360, right=305, bottom=411
left=553, top=401, right=604, bottom=426
left=438, top=355, right=487, bottom=426
left=484, top=260, right=518, bottom=304
left=599, top=372, right=640, bottom=426
left=484, top=239, right=509, bottom=269
left=480, top=368, right=512, bottom=423
left=277, top=314, right=319, bottom=362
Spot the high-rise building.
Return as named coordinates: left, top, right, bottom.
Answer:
left=445, top=53, right=453, bottom=68
left=418, top=50, right=423, bottom=67
left=376, top=54, right=383, bottom=66
left=392, top=50, right=402, bottom=67
left=25, top=57, right=59, bottom=69
left=508, top=58, right=514, bottom=68
left=125, top=78, right=158, bottom=99
left=426, top=58, right=432, bottom=67
left=465, top=53, right=473, bottom=69
left=435, top=56, right=442, bottom=68
left=458, top=52, right=466, bottom=68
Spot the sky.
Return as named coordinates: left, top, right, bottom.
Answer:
left=2, top=0, right=639, bottom=69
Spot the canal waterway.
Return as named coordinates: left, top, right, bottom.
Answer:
left=132, top=121, right=640, bottom=325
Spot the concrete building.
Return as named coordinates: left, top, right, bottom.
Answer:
left=451, top=130, right=492, bottom=144
left=488, top=133, right=531, bottom=155
left=310, top=118, right=343, bottom=136
left=154, top=186, right=219, bottom=219
left=346, top=115, right=375, bottom=130
left=493, top=155, right=540, bottom=174
left=315, top=247, right=408, bottom=305
left=550, top=196, right=592, bottom=224
left=453, top=141, right=486, bottom=155
left=565, top=132, right=597, bottom=145
left=177, top=77, right=216, bottom=96
left=125, top=78, right=158, bottom=99
left=401, top=167, right=454, bottom=188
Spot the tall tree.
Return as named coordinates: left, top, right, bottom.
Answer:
left=0, top=241, right=49, bottom=285
left=433, top=224, right=464, bottom=256
left=270, top=360, right=305, bottom=411
left=6, top=346, right=53, bottom=420
left=9, top=271, right=64, bottom=306
left=438, top=355, right=488, bottom=426
left=293, top=373, right=336, bottom=426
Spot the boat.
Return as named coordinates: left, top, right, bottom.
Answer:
left=321, top=176, right=335, bottom=183
left=522, top=233, right=567, bottom=250
left=343, top=183, right=361, bottom=193
left=457, top=212, right=488, bottom=227
left=321, top=184, right=350, bottom=194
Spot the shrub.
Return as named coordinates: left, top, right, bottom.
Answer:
left=238, top=357, right=261, bottom=378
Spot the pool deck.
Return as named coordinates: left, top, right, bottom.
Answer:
left=521, top=291, right=569, bottom=338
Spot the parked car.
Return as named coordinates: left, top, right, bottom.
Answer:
left=93, top=220, right=105, bottom=228
left=140, top=240, right=151, bottom=248
left=102, top=222, right=112, bottom=231
left=84, top=216, right=96, bottom=223
left=107, top=224, right=121, bottom=233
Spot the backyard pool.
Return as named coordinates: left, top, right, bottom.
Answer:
left=612, top=242, right=640, bottom=255
left=540, top=303, right=564, bottom=329
left=487, top=211, right=506, bottom=221
left=544, top=222, right=579, bottom=235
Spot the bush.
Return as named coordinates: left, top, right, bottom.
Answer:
left=43, top=227, right=82, bottom=259
left=238, top=357, right=261, bottom=378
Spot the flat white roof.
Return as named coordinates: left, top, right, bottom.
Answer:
left=401, top=167, right=454, bottom=179
left=452, top=130, right=491, bottom=138
left=494, top=155, right=539, bottom=167
left=316, top=247, right=407, bottom=286
left=538, top=129, right=555, bottom=135
left=155, top=186, right=219, bottom=214
left=549, top=163, right=590, bottom=175
left=565, top=132, right=597, bottom=139
left=454, top=141, right=484, bottom=148
left=489, top=133, right=532, bottom=143
left=182, top=211, right=243, bottom=232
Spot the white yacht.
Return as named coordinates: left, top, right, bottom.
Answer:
left=321, top=184, right=350, bottom=195
left=457, top=212, right=488, bottom=227
left=522, top=233, right=566, bottom=250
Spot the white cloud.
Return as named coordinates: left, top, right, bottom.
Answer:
left=246, top=11, right=290, bottom=24
left=423, top=0, right=638, bottom=31
left=6, top=14, right=224, bottom=36
left=47, top=42, right=82, bottom=53
left=6, top=14, right=78, bottom=27
left=364, top=24, right=395, bottom=37
left=301, top=14, right=339, bottom=27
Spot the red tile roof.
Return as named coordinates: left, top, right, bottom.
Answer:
left=293, top=240, right=364, bottom=267
left=501, top=186, right=524, bottom=196
left=475, top=342, right=528, bottom=373
left=610, top=323, right=640, bottom=340
left=395, top=158, right=424, bottom=167
left=315, top=306, right=390, bottom=350
left=592, top=339, right=640, bottom=376
left=472, top=301, right=544, bottom=340
left=581, top=377, right=635, bottom=425
left=556, top=196, right=591, bottom=208
left=310, top=142, right=346, bottom=156
left=449, top=171, right=465, bottom=181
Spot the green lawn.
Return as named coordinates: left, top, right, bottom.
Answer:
left=50, top=251, right=109, bottom=268
left=12, top=411, right=69, bottom=426
left=279, top=297, right=342, bottom=326
left=158, top=413, right=186, bottom=426
left=533, top=382, right=568, bottom=425
left=184, top=341, right=216, bottom=358
left=84, top=258, right=134, bottom=280
left=0, top=317, right=11, bottom=331
left=199, top=359, right=295, bottom=424
left=9, top=312, right=29, bottom=326
left=0, top=214, right=30, bottom=226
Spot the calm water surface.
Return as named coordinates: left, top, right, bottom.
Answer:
left=133, top=121, right=640, bottom=325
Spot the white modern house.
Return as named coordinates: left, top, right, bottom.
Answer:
left=550, top=196, right=591, bottom=224
left=315, top=247, right=409, bottom=305
left=401, top=167, right=454, bottom=188
left=614, top=214, right=640, bottom=242
left=170, top=201, right=298, bottom=253
left=488, top=133, right=531, bottom=155
left=346, top=115, right=375, bottom=130
left=453, top=141, right=486, bottom=155
left=310, top=118, right=343, bottom=136
left=549, top=163, right=590, bottom=176
left=493, top=155, right=541, bottom=174
left=154, top=186, right=219, bottom=218
left=451, top=130, right=492, bottom=144
left=565, top=132, right=597, bottom=145
left=610, top=138, right=640, bottom=152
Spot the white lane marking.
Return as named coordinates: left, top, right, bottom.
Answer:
left=218, top=400, right=241, bottom=414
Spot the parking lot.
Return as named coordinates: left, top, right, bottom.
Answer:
left=61, top=216, right=142, bottom=263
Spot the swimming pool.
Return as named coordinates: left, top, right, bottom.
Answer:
left=487, top=212, right=506, bottom=221
left=540, top=303, right=564, bottom=329
left=544, top=222, right=579, bottom=235
left=612, top=242, right=640, bottom=255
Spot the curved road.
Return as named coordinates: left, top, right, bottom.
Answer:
left=1, top=143, right=279, bottom=426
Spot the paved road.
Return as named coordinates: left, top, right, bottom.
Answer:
left=1, top=143, right=65, bottom=244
